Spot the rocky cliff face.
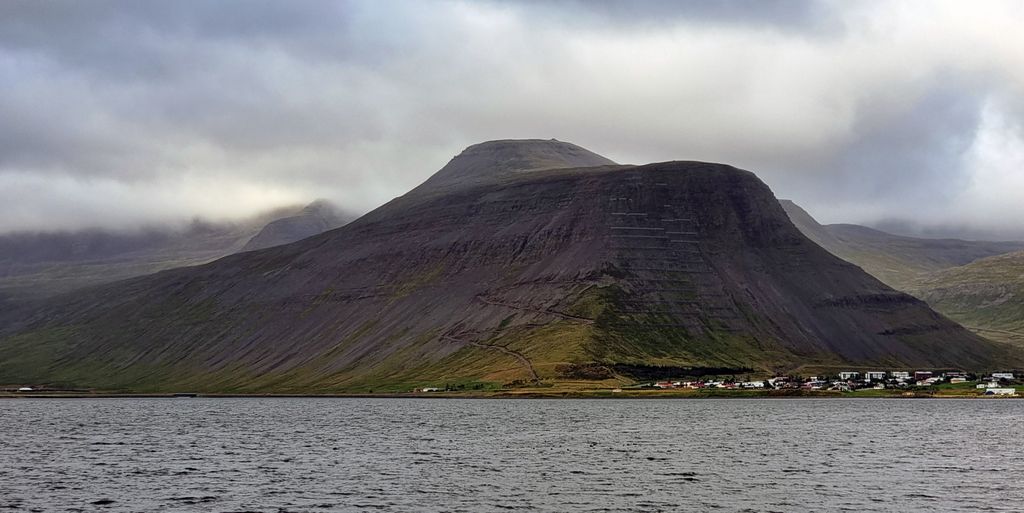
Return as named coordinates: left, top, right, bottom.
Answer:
left=0, top=141, right=1014, bottom=392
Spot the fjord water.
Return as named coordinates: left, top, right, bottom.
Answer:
left=1, top=398, right=1021, bottom=512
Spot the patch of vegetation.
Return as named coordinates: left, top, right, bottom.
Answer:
left=388, top=263, right=445, bottom=301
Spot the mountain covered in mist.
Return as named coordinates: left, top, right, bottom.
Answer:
left=242, top=200, right=354, bottom=252
left=0, top=200, right=352, bottom=304
left=0, top=140, right=1014, bottom=393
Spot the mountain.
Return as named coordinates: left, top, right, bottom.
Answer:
left=0, top=201, right=350, bottom=303
left=780, top=201, right=1024, bottom=291
left=781, top=200, right=1024, bottom=348
left=417, top=138, right=617, bottom=193
left=241, top=200, right=354, bottom=252
left=907, top=251, right=1024, bottom=347
left=0, top=140, right=1013, bottom=393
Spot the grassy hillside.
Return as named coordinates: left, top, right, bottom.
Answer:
left=781, top=200, right=1024, bottom=348
left=780, top=200, right=1024, bottom=291
left=908, top=251, right=1024, bottom=346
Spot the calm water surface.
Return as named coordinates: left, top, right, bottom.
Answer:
left=1, top=398, right=1022, bottom=512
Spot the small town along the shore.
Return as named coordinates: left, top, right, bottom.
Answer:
left=637, top=370, right=1019, bottom=395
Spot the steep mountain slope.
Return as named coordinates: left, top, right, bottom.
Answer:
left=907, top=251, right=1024, bottom=346
left=780, top=200, right=1024, bottom=291
left=0, top=141, right=1013, bottom=392
left=0, top=201, right=350, bottom=302
left=241, top=200, right=353, bottom=252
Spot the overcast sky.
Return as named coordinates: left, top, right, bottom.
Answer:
left=2, top=0, right=1023, bottom=238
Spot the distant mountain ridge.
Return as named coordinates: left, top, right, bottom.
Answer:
left=242, top=200, right=354, bottom=252
left=0, top=139, right=1011, bottom=393
left=0, top=200, right=352, bottom=302
left=907, top=251, right=1024, bottom=347
left=780, top=200, right=1024, bottom=291
left=781, top=200, right=1024, bottom=348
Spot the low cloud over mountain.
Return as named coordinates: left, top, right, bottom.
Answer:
left=1, top=1, right=1023, bottom=237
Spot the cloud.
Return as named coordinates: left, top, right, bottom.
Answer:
left=0, top=0, right=1023, bottom=238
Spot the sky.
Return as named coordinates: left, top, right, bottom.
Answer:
left=1, top=0, right=1023, bottom=239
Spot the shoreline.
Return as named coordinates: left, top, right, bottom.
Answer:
left=1, top=390, right=1019, bottom=400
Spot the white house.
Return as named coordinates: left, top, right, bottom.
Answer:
left=992, top=372, right=1015, bottom=380
left=891, top=371, right=911, bottom=380
left=984, top=388, right=1016, bottom=396
left=838, top=372, right=860, bottom=380
left=864, top=371, right=886, bottom=381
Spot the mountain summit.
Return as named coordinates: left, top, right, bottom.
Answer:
left=0, top=140, right=1014, bottom=392
left=417, top=139, right=618, bottom=192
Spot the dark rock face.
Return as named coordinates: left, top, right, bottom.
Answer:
left=0, top=141, right=1014, bottom=392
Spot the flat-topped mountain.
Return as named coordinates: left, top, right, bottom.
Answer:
left=0, top=140, right=1014, bottom=392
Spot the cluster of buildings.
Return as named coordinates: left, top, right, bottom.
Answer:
left=645, top=370, right=1020, bottom=395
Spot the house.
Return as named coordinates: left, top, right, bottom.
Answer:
left=838, top=371, right=860, bottom=380
left=654, top=381, right=675, bottom=389
left=984, top=388, right=1016, bottom=396
left=864, top=371, right=886, bottom=381
left=914, top=371, right=933, bottom=381
left=17, top=387, right=33, bottom=392
left=739, top=381, right=765, bottom=389
left=950, top=377, right=967, bottom=384
left=891, top=371, right=911, bottom=380
left=992, top=372, right=1015, bottom=380
left=420, top=387, right=442, bottom=392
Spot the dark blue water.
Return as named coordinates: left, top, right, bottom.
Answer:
left=1, top=398, right=1022, bottom=512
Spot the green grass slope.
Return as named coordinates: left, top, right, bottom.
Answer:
left=908, top=251, right=1024, bottom=347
